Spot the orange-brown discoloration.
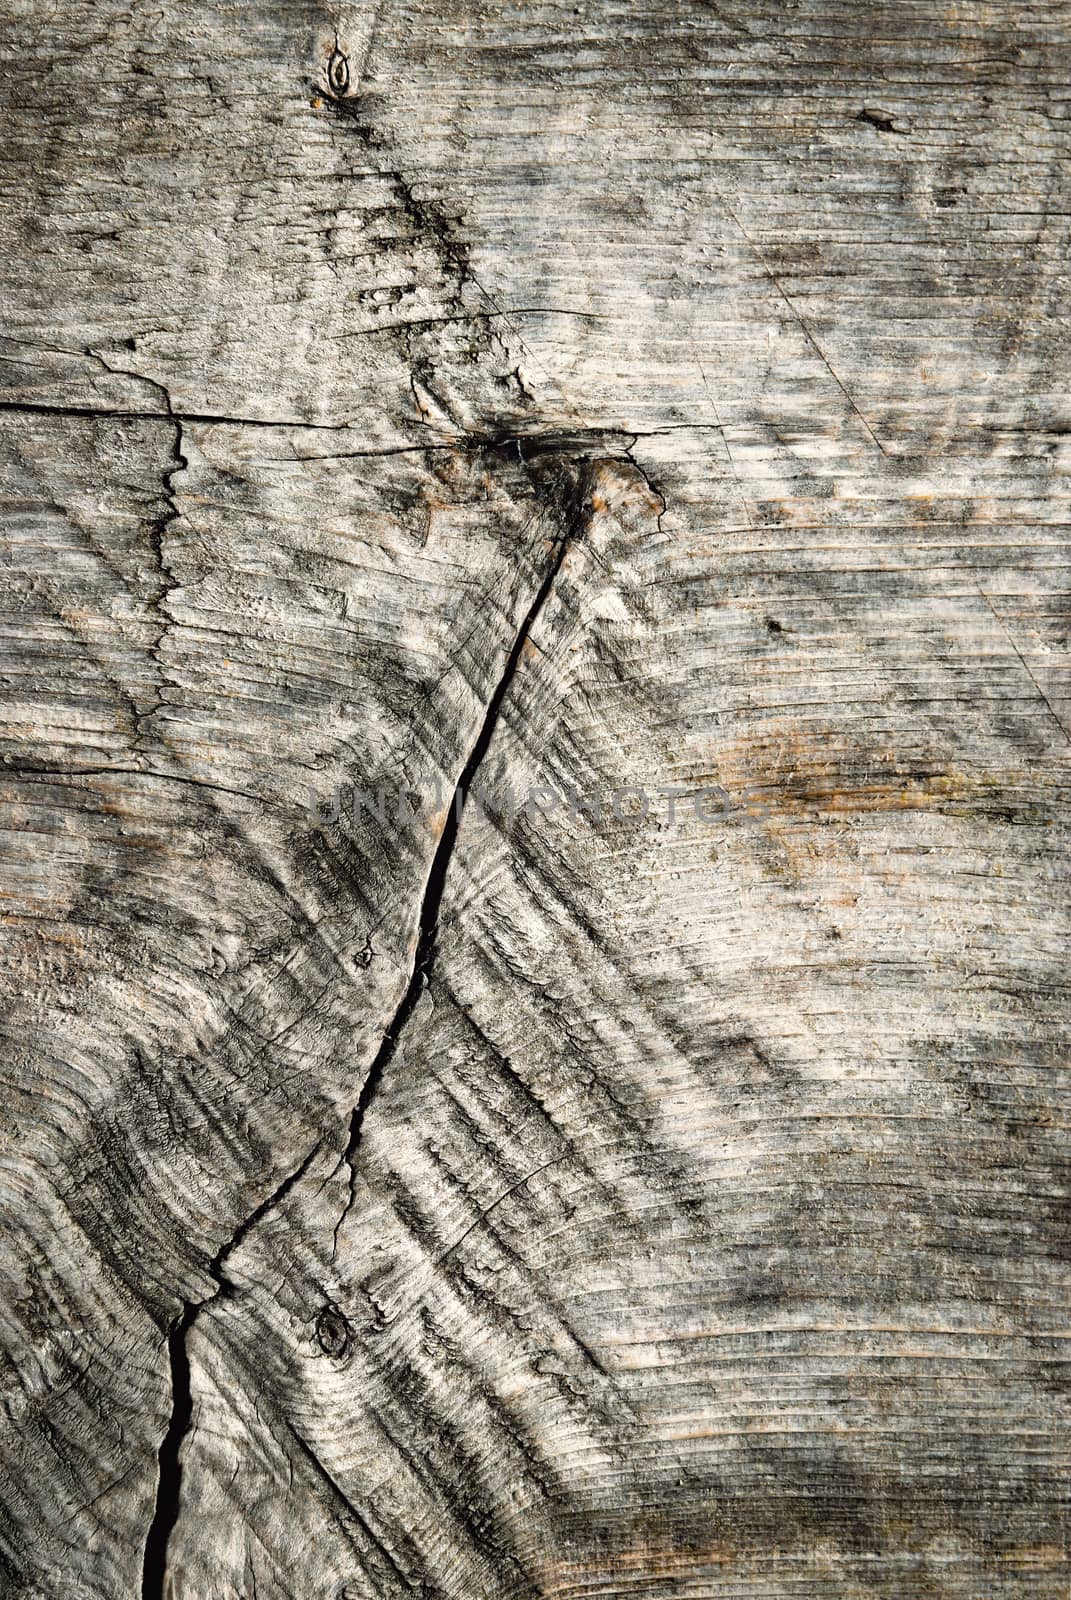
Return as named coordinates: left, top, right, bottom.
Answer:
left=708, top=720, right=1028, bottom=822
left=1000, top=1545, right=1069, bottom=1570
left=537, top=1538, right=740, bottom=1593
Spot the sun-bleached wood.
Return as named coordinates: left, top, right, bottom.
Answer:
left=0, top=2, right=1068, bottom=1597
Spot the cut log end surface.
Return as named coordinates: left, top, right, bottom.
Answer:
left=0, top=2, right=1069, bottom=1598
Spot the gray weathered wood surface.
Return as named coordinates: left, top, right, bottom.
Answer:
left=0, top=1, right=1069, bottom=1596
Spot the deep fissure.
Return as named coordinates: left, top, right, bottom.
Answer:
left=140, top=464, right=591, bottom=1595
left=334, top=465, right=590, bottom=1234
left=139, top=1305, right=194, bottom=1600
left=139, top=1139, right=323, bottom=1598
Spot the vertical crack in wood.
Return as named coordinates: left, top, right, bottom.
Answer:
left=332, top=462, right=593, bottom=1249
left=153, top=413, right=185, bottom=606
left=139, top=1304, right=194, bottom=1600
left=132, top=410, right=185, bottom=747
left=138, top=457, right=600, bottom=1595
left=86, top=351, right=187, bottom=617
left=135, top=52, right=657, bottom=1578
left=139, top=1140, right=324, bottom=1598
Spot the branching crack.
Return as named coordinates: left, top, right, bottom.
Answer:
left=7, top=59, right=677, bottom=1591
left=0, top=392, right=686, bottom=461
left=140, top=463, right=591, bottom=1585
left=140, top=1139, right=323, bottom=1598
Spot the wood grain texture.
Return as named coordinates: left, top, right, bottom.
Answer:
left=0, top=1, right=1068, bottom=1596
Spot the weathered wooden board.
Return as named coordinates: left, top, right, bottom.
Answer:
left=0, top=1, right=1068, bottom=1596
